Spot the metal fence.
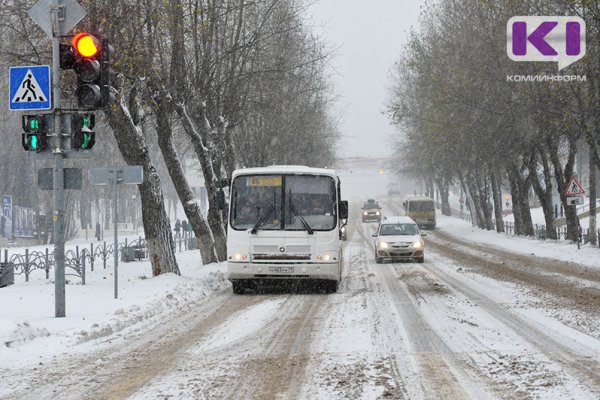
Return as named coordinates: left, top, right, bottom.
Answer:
left=0, top=235, right=198, bottom=286
left=450, top=206, right=600, bottom=246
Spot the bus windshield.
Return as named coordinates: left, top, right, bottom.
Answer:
left=231, top=174, right=336, bottom=231
left=408, top=200, right=434, bottom=212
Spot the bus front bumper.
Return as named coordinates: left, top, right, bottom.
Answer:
left=228, top=262, right=339, bottom=281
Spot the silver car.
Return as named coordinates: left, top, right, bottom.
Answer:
left=372, top=216, right=426, bottom=263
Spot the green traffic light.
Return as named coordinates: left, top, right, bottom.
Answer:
left=82, top=133, right=89, bottom=149
left=30, top=134, right=38, bottom=149
left=83, top=115, right=91, bottom=128
left=29, top=119, right=40, bottom=130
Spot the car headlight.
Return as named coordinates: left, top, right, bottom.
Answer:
left=363, top=211, right=368, bottom=216
left=378, top=241, right=389, bottom=249
left=375, top=211, right=380, bottom=216
left=412, top=240, right=424, bottom=249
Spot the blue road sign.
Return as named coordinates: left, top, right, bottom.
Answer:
left=9, top=65, right=52, bottom=111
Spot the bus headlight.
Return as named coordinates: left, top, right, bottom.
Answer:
left=233, top=253, right=248, bottom=261
left=412, top=240, right=424, bottom=249
left=316, top=253, right=337, bottom=262
left=378, top=241, right=389, bottom=249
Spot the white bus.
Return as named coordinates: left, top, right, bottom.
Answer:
left=226, top=166, right=348, bottom=294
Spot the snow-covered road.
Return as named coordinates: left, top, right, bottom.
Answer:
left=4, top=200, right=600, bottom=399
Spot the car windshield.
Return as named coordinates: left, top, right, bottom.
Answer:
left=364, top=203, right=380, bottom=209
left=379, top=223, right=419, bottom=236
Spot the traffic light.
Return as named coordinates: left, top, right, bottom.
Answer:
left=71, top=114, right=95, bottom=150
left=61, top=33, right=114, bottom=109
left=21, top=115, right=49, bottom=152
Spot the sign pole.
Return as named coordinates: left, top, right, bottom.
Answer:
left=88, top=166, right=143, bottom=299
left=51, top=1, right=66, bottom=318
left=113, top=174, right=118, bottom=299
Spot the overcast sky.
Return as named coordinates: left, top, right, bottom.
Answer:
left=307, top=0, right=427, bottom=158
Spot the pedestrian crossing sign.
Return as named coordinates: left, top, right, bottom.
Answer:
left=565, top=176, right=585, bottom=196
left=9, top=65, right=51, bottom=111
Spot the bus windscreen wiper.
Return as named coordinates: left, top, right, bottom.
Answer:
left=288, top=199, right=313, bottom=235
left=251, top=205, right=275, bottom=234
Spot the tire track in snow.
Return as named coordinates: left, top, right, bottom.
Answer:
left=354, top=220, right=490, bottom=399
left=421, top=245, right=600, bottom=397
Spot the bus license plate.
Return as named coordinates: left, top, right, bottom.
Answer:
left=269, top=266, right=295, bottom=273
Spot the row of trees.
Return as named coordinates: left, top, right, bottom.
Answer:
left=0, top=0, right=339, bottom=275
left=387, top=0, right=600, bottom=243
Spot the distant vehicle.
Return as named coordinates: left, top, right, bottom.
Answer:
left=226, top=165, right=348, bottom=294
left=387, top=183, right=402, bottom=195
left=362, top=199, right=382, bottom=222
left=403, top=196, right=436, bottom=229
left=372, top=216, right=426, bottom=263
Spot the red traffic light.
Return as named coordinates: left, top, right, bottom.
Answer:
left=72, top=33, right=100, bottom=58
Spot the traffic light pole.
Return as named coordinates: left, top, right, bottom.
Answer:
left=52, top=3, right=66, bottom=318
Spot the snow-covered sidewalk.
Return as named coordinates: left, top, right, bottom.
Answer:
left=0, top=250, right=228, bottom=371
left=435, top=215, right=600, bottom=270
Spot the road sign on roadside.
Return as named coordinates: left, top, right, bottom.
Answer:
left=28, top=0, right=86, bottom=37
left=567, top=196, right=584, bottom=206
left=88, top=166, right=144, bottom=186
left=565, top=176, right=585, bottom=196
left=9, top=66, right=51, bottom=111
left=38, top=168, right=82, bottom=190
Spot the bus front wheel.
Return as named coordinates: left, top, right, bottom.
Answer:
left=327, top=280, right=338, bottom=293
left=232, top=281, right=245, bottom=294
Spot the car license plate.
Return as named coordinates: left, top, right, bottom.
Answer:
left=269, top=266, right=295, bottom=273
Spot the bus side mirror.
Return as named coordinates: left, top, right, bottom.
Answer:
left=339, top=200, right=348, bottom=219
left=216, top=190, right=226, bottom=210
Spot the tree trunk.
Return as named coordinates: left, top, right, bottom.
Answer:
left=465, top=173, right=486, bottom=229
left=517, top=170, right=534, bottom=237
left=107, top=84, right=180, bottom=276
left=476, top=173, right=493, bottom=230
left=507, top=162, right=534, bottom=236
left=459, top=172, right=476, bottom=226
left=528, top=149, right=557, bottom=239
left=590, top=145, right=597, bottom=245
left=506, top=168, right=522, bottom=234
left=548, top=135, right=578, bottom=241
left=490, top=169, right=504, bottom=233
left=154, top=91, right=219, bottom=265
left=175, top=102, right=228, bottom=261
left=436, top=179, right=451, bottom=216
